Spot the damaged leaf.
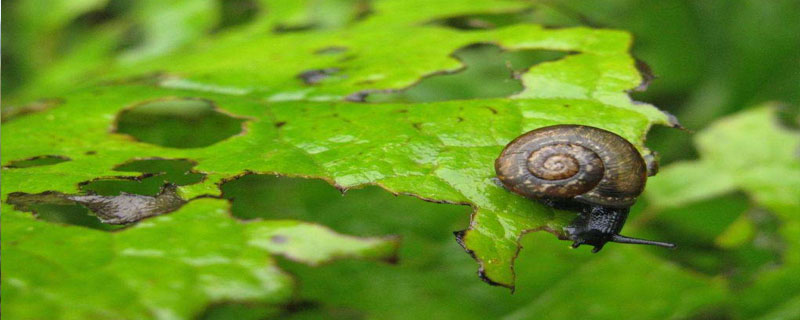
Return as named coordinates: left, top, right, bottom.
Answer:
left=67, top=184, right=185, bottom=224
left=4, top=88, right=661, bottom=290
left=1, top=198, right=399, bottom=319
left=7, top=188, right=183, bottom=227
left=3, top=0, right=691, bottom=315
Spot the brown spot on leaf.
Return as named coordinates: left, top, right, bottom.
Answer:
left=315, top=46, right=348, bottom=55
left=297, top=68, right=341, bottom=85
left=273, top=23, right=317, bottom=34
left=1, top=98, right=63, bottom=123
left=270, top=235, right=288, bottom=244
left=345, top=91, right=370, bottom=102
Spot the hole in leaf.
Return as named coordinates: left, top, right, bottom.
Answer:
left=115, top=98, right=246, bottom=148
left=3, top=155, right=70, bottom=168
left=81, top=158, right=205, bottom=196
left=213, top=0, right=260, bottom=32
left=6, top=158, right=202, bottom=228
left=22, top=203, right=125, bottom=231
left=68, top=184, right=186, bottom=224
left=364, top=44, right=569, bottom=103
left=7, top=184, right=186, bottom=228
left=220, top=174, right=470, bottom=237
left=427, top=7, right=582, bottom=30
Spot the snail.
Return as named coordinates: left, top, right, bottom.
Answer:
left=495, top=124, right=676, bottom=252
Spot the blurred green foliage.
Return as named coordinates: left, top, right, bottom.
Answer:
left=557, top=1, right=800, bottom=163
left=220, top=176, right=725, bottom=320
left=2, top=0, right=799, bottom=319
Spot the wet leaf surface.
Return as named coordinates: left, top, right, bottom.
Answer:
left=0, top=0, right=723, bottom=318
left=2, top=85, right=662, bottom=289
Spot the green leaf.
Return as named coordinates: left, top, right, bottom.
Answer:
left=2, top=86, right=662, bottom=289
left=1, top=198, right=398, bottom=319
left=3, top=0, right=684, bottom=316
left=644, top=105, right=800, bottom=319
left=646, top=105, right=800, bottom=217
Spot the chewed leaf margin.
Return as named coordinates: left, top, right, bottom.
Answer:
left=3, top=1, right=680, bottom=302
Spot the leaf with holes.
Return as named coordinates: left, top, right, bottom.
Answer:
left=2, top=199, right=398, bottom=319
left=2, top=0, right=705, bottom=317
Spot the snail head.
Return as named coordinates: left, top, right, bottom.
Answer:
left=565, top=205, right=677, bottom=253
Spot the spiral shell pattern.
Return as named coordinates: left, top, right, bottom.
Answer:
left=495, top=125, right=647, bottom=208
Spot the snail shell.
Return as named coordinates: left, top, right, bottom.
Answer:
left=495, top=125, right=647, bottom=208
left=495, top=125, right=675, bottom=252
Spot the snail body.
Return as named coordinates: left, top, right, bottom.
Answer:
left=495, top=125, right=675, bottom=252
